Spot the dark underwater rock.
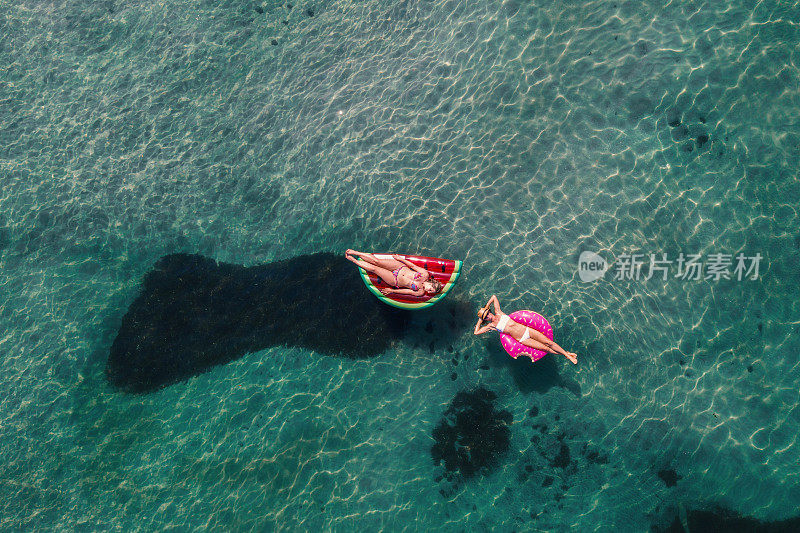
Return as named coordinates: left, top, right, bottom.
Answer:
left=0, top=225, right=10, bottom=250
left=431, top=388, right=512, bottom=479
left=655, top=505, right=800, bottom=533
left=657, top=468, right=680, bottom=487
left=585, top=449, right=608, bottom=465
left=549, top=444, right=571, bottom=469
left=666, top=108, right=681, bottom=128
left=106, top=252, right=410, bottom=392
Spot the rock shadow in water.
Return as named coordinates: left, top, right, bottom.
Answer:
left=654, top=505, right=800, bottom=533
left=106, top=253, right=410, bottom=392
left=431, top=388, right=512, bottom=482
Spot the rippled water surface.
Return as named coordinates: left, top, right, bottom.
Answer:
left=2, top=0, right=799, bottom=530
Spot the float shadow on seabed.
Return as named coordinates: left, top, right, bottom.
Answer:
left=106, top=252, right=410, bottom=393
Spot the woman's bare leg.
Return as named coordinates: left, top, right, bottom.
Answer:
left=526, top=329, right=574, bottom=357
left=520, top=338, right=553, bottom=353
left=521, top=336, right=578, bottom=364
left=346, top=250, right=403, bottom=270
left=527, top=328, right=560, bottom=348
left=345, top=254, right=397, bottom=286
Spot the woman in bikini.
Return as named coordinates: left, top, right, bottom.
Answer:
left=474, top=295, right=577, bottom=364
left=345, top=249, right=443, bottom=297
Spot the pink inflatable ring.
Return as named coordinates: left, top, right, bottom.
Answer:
left=499, top=310, right=553, bottom=362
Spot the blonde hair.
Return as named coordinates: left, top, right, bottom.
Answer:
left=428, top=279, right=443, bottom=294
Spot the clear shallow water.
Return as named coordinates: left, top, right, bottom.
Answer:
left=1, top=0, right=799, bottom=530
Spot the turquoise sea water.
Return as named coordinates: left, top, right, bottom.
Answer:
left=2, top=0, right=799, bottom=530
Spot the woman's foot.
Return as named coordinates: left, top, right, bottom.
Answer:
left=566, top=353, right=578, bottom=365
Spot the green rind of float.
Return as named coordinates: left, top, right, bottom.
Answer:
left=357, top=259, right=462, bottom=310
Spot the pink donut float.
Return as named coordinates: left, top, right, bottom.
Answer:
left=499, top=310, right=553, bottom=362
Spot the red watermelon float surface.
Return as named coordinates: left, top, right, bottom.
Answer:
left=357, top=253, right=463, bottom=310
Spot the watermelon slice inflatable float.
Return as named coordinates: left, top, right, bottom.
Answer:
left=357, top=253, right=462, bottom=310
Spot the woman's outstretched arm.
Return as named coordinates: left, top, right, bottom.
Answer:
left=474, top=321, right=494, bottom=335
left=488, top=295, right=502, bottom=315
